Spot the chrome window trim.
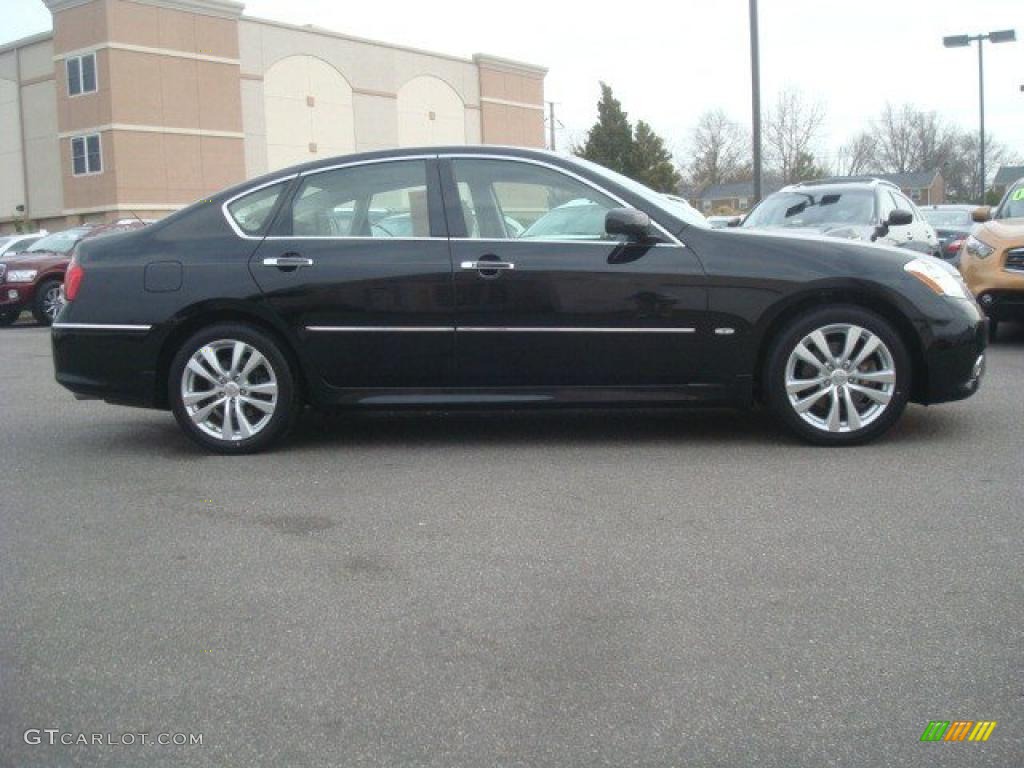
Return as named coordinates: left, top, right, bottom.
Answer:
left=221, top=173, right=300, bottom=240
left=221, top=153, right=686, bottom=247
left=441, top=153, right=684, bottom=247
left=52, top=322, right=152, bottom=332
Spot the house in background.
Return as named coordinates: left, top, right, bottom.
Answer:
left=875, top=171, right=945, bottom=205
left=992, top=165, right=1024, bottom=199
left=689, top=180, right=783, bottom=215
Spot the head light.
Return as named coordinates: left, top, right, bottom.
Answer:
left=6, top=269, right=38, bottom=283
left=904, top=257, right=969, bottom=299
left=965, top=234, right=995, bottom=259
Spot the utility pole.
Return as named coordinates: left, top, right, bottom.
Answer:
left=978, top=40, right=986, bottom=204
left=547, top=101, right=557, bottom=152
left=943, top=30, right=1016, bottom=204
left=749, top=0, right=763, bottom=203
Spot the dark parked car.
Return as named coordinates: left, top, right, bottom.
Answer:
left=742, top=178, right=941, bottom=257
left=0, top=221, right=148, bottom=326
left=921, top=204, right=979, bottom=264
left=52, top=147, right=986, bottom=453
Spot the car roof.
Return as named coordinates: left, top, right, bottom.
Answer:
left=217, top=145, right=586, bottom=201
left=783, top=177, right=900, bottom=194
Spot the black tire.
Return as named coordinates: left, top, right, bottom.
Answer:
left=764, top=305, right=911, bottom=446
left=988, top=318, right=999, bottom=342
left=0, top=310, right=19, bottom=327
left=31, top=279, right=63, bottom=326
left=169, top=323, right=298, bottom=454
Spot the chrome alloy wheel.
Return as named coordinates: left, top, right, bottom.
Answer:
left=42, top=284, right=63, bottom=320
left=784, top=324, right=896, bottom=434
left=180, top=339, right=278, bottom=442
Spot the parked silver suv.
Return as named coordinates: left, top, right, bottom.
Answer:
left=742, top=177, right=941, bottom=258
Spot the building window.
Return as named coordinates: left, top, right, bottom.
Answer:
left=910, top=188, right=922, bottom=203
left=71, top=134, right=102, bottom=176
left=739, top=197, right=749, bottom=210
left=66, top=53, right=97, bottom=97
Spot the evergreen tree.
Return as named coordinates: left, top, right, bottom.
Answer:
left=574, top=83, right=636, bottom=177
left=632, top=120, right=682, bottom=192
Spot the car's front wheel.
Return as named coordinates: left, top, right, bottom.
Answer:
left=169, top=323, right=298, bottom=454
left=765, top=306, right=911, bottom=445
left=31, top=279, right=63, bottom=326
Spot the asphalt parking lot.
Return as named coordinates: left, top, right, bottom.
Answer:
left=1, top=322, right=1022, bottom=767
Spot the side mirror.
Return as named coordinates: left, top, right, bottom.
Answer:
left=726, top=216, right=742, bottom=228
left=605, top=208, right=652, bottom=241
left=971, top=206, right=991, bottom=223
left=887, top=209, right=914, bottom=227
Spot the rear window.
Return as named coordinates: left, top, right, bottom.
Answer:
left=923, top=209, right=972, bottom=228
left=27, top=228, right=91, bottom=254
left=227, top=182, right=288, bottom=236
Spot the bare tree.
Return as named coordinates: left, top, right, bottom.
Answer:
left=685, top=109, right=751, bottom=191
left=943, top=132, right=1020, bottom=203
left=833, top=132, right=877, bottom=176
left=870, top=103, right=957, bottom=174
left=763, top=87, right=827, bottom=184
left=872, top=104, right=916, bottom=173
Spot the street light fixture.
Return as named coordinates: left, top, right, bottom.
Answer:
left=943, top=29, right=1016, bottom=203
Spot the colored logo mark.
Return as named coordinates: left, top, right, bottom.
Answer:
left=920, top=721, right=997, bottom=742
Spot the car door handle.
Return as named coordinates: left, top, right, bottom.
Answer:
left=263, top=255, right=314, bottom=269
left=460, top=260, right=515, bottom=271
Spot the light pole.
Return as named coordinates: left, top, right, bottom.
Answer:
left=749, top=0, right=762, bottom=204
left=943, top=29, right=1016, bottom=204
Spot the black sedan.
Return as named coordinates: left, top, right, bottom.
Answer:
left=52, top=147, right=987, bottom=453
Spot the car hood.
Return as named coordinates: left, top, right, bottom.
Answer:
left=720, top=225, right=916, bottom=268
left=1, top=250, right=69, bottom=270
left=978, top=218, right=1024, bottom=243
left=740, top=223, right=877, bottom=241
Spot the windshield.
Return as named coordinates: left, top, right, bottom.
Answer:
left=27, top=228, right=90, bottom=255
left=744, top=189, right=875, bottom=229
left=997, top=184, right=1024, bottom=220
left=569, top=156, right=709, bottom=229
left=923, top=209, right=972, bottom=228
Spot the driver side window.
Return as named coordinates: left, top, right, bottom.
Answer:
left=451, top=158, right=620, bottom=242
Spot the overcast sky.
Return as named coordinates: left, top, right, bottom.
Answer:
left=7, top=0, right=1022, bottom=165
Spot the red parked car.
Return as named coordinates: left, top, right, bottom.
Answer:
left=0, top=221, right=148, bottom=326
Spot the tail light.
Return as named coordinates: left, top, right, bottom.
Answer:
left=64, top=259, right=84, bottom=302
left=946, top=238, right=965, bottom=255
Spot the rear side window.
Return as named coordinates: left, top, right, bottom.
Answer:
left=227, top=182, right=288, bottom=236
left=290, top=160, right=430, bottom=238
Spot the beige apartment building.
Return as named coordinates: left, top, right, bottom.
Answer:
left=0, top=0, right=547, bottom=233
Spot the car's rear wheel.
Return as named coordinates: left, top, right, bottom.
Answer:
left=31, top=279, right=63, bottom=326
left=765, top=306, right=911, bottom=445
left=0, top=310, right=18, bottom=327
left=169, top=323, right=297, bottom=454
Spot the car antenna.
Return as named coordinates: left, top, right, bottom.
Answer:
left=128, top=210, right=145, bottom=225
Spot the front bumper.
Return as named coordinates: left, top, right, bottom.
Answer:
left=0, top=283, right=32, bottom=312
left=918, top=298, right=988, bottom=404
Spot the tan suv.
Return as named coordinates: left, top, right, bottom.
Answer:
left=959, top=177, right=1024, bottom=340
